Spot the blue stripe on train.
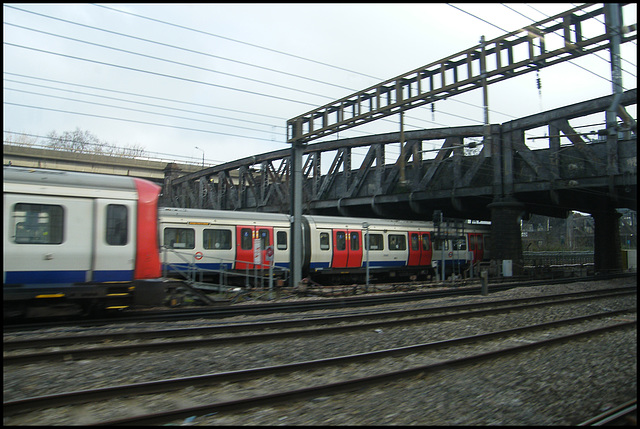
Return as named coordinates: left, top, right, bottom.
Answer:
left=5, top=270, right=134, bottom=284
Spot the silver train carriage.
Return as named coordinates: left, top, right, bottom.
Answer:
left=3, top=166, right=163, bottom=317
left=159, top=207, right=491, bottom=284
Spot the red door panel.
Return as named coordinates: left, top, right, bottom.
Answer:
left=236, top=226, right=254, bottom=270
left=346, top=230, right=362, bottom=268
left=420, top=233, right=432, bottom=266
left=235, top=226, right=274, bottom=270
left=468, top=233, right=484, bottom=263
left=409, top=232, right=432, bottom=266
left=408, top=232, right=421, bottom=266
left=332, top=229, right=348, bottom=268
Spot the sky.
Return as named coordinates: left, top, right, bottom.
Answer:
left=3, top=3, right=637, bottom=168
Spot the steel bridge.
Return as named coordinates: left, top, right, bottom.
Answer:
left=163, top=89, right=636, bottom=220
left=163, top=3, right=636, bottom=282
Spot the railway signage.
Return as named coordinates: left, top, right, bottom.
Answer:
left=265, top=246, right=274, bottom=262
left=194, top=252, right=203, bottom=261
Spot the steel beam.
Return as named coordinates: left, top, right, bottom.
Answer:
left=287, top=4, right=636, bottom=144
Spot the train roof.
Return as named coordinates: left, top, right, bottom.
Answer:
left=304, top=214, right=435, bottom=230
left=158, top=208, right=491, bottom=231
left=3, top=166, right=144, bottom=197
left=158, top=207, right=291, bottom=225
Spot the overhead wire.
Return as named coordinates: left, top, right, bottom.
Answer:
left=90, top=3, right=383, bottom=81
left=3, top=4, right=359, bottom=93
left=4, top=72, right=286, bottom=120
left=3, top=42, right=321, bottom=108
left=3, top=2, right=636, bottom=179
left=3, top=5, right=447, bottom=132
left=4, top=87, right=288, bottom=136
left=3, top=21, right=343, bottom=101
left=4, top=77, right=288, bottom=129
left=3, top=3, right=529, bottom=144
left=4, top=101, right=288, bottom=144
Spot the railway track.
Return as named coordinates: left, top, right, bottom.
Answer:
left=4, top=282, right=637, bottom=424
left=578, top=399, right=637, bottom=426
left=4, top=287, right=636, bottom=364
left=4, top=312, right=635, bottom=425
left=4, top=273, right=636, bottom=331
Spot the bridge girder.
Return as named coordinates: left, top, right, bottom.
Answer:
left=163, top=89, right=637, bottom=221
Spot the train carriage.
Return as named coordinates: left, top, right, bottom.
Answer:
left=158, top=208, right=292, bottom=281
left=3, top=166, right=162, bottom=317
left=158, top=207, right=491, bottom=285
left=305, top=215, right=437, bottom=282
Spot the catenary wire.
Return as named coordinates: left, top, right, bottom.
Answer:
left=4, top=79, right=287, bottom=130
left=4, top=4, right=558, bottom=136
left=4, top=102, right=289, bottom=144
left=4, top=4, right=634, bottom=160
left=3, top=4, right=359, bottom=93
left=4, top=87, right=288, bottom=136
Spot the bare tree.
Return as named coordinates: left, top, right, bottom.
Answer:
left=46, top=128, right=104, bottom=153
left=4, top=131, right=39, bottom=147
left=45, top=128, right=147, bottom=158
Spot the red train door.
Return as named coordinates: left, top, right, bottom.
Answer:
left=346, top=230, right=363, bottom=268
left=235, top=226, right=273, bottom=270
left=420, top=232, right=432, bottom=266
left=408, top=232, right=421, bottom=266
left=468, top=233, right=484, bottom=263
left=332, top=229, right=362, bottom=268
left=408, top=232, right=433, bottom=266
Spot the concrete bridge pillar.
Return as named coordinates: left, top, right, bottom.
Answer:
left=488, top=198, right=525, bottom=276
left=593, top=208, right=623, bottom=274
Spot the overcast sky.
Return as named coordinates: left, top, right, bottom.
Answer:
left=3, top=3, right=637, bottom=167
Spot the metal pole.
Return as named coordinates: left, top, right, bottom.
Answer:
left=480, top=36, right=491, bottom=158
left=605, top=3, right=623, bottom=174
left=363, top=222, right=370, bottom=290
left=441, top=221, right=446, bottom=283
left=195, top=146, right=205, bottom=168
left=291, top=140, right=304, bottom=288
left=399, top=110, right=406, bottom=184
left=269, top=252, right=274, bottom=299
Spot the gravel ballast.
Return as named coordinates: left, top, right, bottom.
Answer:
left=3, top=277, right=637, bottom=425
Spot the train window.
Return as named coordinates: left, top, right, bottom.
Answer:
left=411, top=234, right=419, bottom=251
left=477, top=236, right=483, bottom=250
left=164, top=228, right=195, bottom=249
left=367, top=234, right=383, bottom=250
left=469, top=235, right=476, bottom=250
left=13, top=203, right=63, bottom=244
left=203, top=229, right=231, bottom=250
left=319, top=232, right=330, bottom=250
left=240, top=228, right=253, bottom=250
left=350, top=231, right=360, bottom=251
left=422, top=234, right=431, bottom=251
left=388, top=234, right=406, bottom=251
left=453, top=237, right=467, bottom=250
left=259, top=229, right=270, bottom=250
left=336, top=231, right=346, bottom=251
left=277, top=231, right=287, bottom=250
left=106, top=204, right=128, bottom=246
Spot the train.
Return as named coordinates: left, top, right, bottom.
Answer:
left=159, top=208, right=491, bottom=285
left=3, top=166, right=491, bottom=317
